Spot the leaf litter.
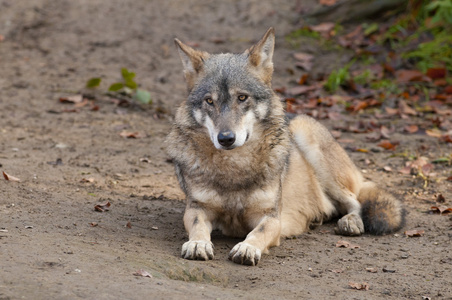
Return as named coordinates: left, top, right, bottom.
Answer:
left=94, top=201, right=111, bottom=212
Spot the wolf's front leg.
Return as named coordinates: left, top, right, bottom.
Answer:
left=181, top=207, right=214, bottom=260
left=229, top=216, right=281, bottom=266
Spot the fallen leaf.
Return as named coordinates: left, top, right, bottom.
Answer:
left=309, top=22, right=335, bottom=37
left=133, top=269, right=152, bottom=278
left=329, top=269, right=343, bottom=273
left=126, top=221, right=132, bottom=228
left=298, top=74, right=309, bottom=85
left=383, top=166, right=392, bottom=172
left=404, top=125, right=419, bottom=133
left=59, top=95, right=83, bottom=104
left=395, top=70, right=429, bottom=83
left=3, top=171, right=20, bottom=182
left=404, top=229, right=424, bottom=237
left=119, top=131, right=146, bottom=139
left=399, top=100, right=417, bottom=115
left=80, top=178, right=94, bottom=183
left=353, top=148, right=368, bottom=153
left=336, top=240, right=360, bottom=249
left=319, top=0, right=337, bottom=6
left=378, top=140, right=397, bottom=150
left=94, top=201, right=111, bottom=212
left=426, top=128, right=442, bottom=138
left=349, top=282, right=369, bottom=291
left=445, top=86, right=452, bottom=94
left=430, top=205, right=452, bottom=215
left=366, top=267, right=377, bottom=273
left=426, top=68, right=446, bottom=79
left=380, top=126, right=392, bottom=139
left=285, top=85, right=318, bottom=96
left=385, top=107, right=399, bottom=115
left=293, top=52, right=314, bottom=62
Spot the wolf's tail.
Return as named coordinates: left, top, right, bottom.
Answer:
left=358, top=182, right=406, bottom=235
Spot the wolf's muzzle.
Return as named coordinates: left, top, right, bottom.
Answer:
left=218, top=131, right=236, bottom=148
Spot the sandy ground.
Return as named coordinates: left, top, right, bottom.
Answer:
left=1, top=0, right=451, bottom=299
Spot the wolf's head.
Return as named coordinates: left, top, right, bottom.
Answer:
left=175, top=28, right=278, bottom=150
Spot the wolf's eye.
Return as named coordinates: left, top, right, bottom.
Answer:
left=205, top=97, right=213, bottom=105
left=238, top=95, right=248, bottom=102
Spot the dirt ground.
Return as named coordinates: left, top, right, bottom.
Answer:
left=1, top=0, right=451, bottom=299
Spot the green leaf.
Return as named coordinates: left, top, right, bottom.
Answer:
left=364, top=23, right=379, bottom=36
left=134, top=89, right=152, bottom=104
left=108, top=82, right=124, bottom=92
left=121, top=68, right=136, bottom=81
left=432, top=157, right=451, bottom=163
left=124, top=79, right=138, bottom=90
left=86, top=77, right=102, bottom=88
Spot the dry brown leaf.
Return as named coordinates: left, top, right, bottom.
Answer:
left=426, top=128, right=442, bottom=138
left=336, top=240, right=360, bottom=249
left=383, top=166, right=392, bottom=172
left=349, top=282, right=369, bottom=291
left=3, top=171, right=21, bottom=182
left=286, top=85, right=317, bottom=96
left=126, top=221, right=132, bottom=228
left=377, top=140, right=397, bottom=151
left=80, top=178, right=94, bottom=183
left=355, top=148, right=369, bottom=153
left=426, top=67, right=446, bottom=79
left=404, top=125, right=419, bottom=133
left=59, top=94, right=83, bottom=103
left=298, top=74, right=308, bottom=85
left=94, top=201, right=111, bottom=212
left=310, top=22, right=335, bottom=34
left=396, top=70, right=429, bottom=83
left=430, top=205, right=452, bottom=215
left=404, top=229, right=425, bottom=237
left=133, top=269, right=152, bottom=278
left=293, top=52, right=314, bottom=62
left=119, top=131, right=146, bottom=139
left=399, top=100, right=417, bottom=116
left=329, top=269, right=343, bottom=273
left=319, top=0, right=337, bottom=6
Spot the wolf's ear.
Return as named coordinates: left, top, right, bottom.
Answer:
left=246, top=28, right=275, bottom=86
left=174, top=38, right=210, bottom=90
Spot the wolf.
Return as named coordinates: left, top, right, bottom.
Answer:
left=166, top=28, right=405, bottom=266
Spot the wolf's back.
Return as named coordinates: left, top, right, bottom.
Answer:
left=358, top=182, right=406, bottom=235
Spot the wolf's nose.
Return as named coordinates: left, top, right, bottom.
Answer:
left=218, top=131, right=236, bottom=148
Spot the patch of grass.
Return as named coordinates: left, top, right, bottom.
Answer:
left=325, top=60, right=356, bottom=93
left=370, top=79, right=400, bottom=94
left=353, top=69, right=373, bottom=85
left=285, top=28, right=320, bottom=48
left=403, top=31, right=452, bottom=72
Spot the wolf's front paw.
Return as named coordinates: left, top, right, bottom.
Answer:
left=181, top=240, right=214, bottom=261
left=228, top=242, right=261, bottom=266
left=335, top=213, right=364, bottom=236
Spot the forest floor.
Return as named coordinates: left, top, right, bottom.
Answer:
left=1, top=0, right=451, bottom=299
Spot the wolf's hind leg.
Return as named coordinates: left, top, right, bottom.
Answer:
left=181, top=207, right=214, bottom=260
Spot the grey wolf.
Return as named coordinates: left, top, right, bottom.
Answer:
left=166, top=28, right=405, bottom=266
